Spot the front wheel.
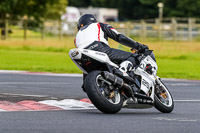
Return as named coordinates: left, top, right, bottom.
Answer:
left=154, top=79, right=174, bottom=113
left=85, top=70, right=123, bottom=114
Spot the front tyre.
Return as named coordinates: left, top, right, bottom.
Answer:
left=154, top=79, right=174, bottom=113
left=85, top=70, right=123, bottom=114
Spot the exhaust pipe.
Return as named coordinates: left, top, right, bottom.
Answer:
left=103, top=71, right=124, bottom=88
left=102, top=71, right=135, bottom=96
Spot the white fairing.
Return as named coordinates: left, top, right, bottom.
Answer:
left=134, top=55, right=158, bottom=100
left=69, top=48, right=119, bottom=74
left=75, top=23, right=108, bottom=48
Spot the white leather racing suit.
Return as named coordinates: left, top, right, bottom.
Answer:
left=74, top=22, right=145, bottom=65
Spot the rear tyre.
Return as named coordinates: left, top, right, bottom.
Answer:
left=85, top=70, right=123, bottom=114
left=154, top=79, right=174, bottom=113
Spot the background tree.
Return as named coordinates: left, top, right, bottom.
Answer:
left=0, top=0, right=68, bottom=40
left=68, top=0, right=90, bottom=7
left=0, top=0, right=68, bottom=21
left=44, top=0, right=68, bottom=20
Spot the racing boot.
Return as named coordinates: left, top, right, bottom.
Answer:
left=119, top=60, right=133, bottom=76
left=114, top=61, right=137, bottom=93
left=114, top=61, right=133, bottom=77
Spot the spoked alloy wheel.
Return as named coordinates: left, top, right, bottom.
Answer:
left=85, top=70, right=123, bottom=114
left=96, top=75, right=121, bottom=105
left=154, top=79, right=174, bottom=113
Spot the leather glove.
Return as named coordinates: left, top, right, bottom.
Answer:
left=138, top=44, right=149, bottom=53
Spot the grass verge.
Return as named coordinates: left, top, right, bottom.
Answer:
left=0, top=49, right=81, bottom=73
left=0, top=37, right=200, bottom=80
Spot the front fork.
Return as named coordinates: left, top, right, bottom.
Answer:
left=154, top=76, right=168, bottom=100
left=155, top=75, right=162, bottom=85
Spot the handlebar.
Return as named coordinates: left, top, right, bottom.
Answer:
left=131, top=49, right=156, bottom=62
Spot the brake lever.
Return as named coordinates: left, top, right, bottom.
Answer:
left=130, top=48, right=139, bottom=54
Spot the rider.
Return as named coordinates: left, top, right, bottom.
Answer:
left=75, top=14, right=149, bottom=74
left=74, top=14, right=149, bottom=90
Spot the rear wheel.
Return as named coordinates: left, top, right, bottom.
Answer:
left=154, top=79, right=174, bottom=113
left=85, top=70, right=123, bottom=114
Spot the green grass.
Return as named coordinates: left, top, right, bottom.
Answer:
left=9, top=25, right=42, bottom=38
left=0, top=49, right=81, bottom=73
left=156, top=51, right=200, bottom=79
left=157, top=57, right=200, bottom=79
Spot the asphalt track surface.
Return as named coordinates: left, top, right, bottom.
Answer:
left=0, top=73, right=200, bottom=133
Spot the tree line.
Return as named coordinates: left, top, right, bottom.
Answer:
left=68, top=0, right=200, bottom=20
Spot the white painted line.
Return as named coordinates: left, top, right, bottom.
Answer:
left=39, top=99, right=96, bottom=110
left=178, top=119, right=198, bottom=122
left=165, top=83, right=194, bottom=86
left=0, top=70, right=26, bottom=73
left=0, top=109, right=6, bottom=111
left=42, top=73, right=82, bottom=77
left=0, top=93, right=48, bottom=98
left=0, top=70, right=82, bottom=77
left=174, top=100, right=200, bottom=102
left=154, top=117, right=198, bottom=122
left=162, top=78, right=200, bottom=82
left=0, top=82, right=76, bottom=85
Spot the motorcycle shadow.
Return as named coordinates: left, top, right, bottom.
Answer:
left=76, top=109, right=167, bottom=115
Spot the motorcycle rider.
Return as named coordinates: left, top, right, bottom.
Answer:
left=74, top=14, right=149, bottom=90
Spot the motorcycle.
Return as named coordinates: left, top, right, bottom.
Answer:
left=69, top=48, right=174, bottom=114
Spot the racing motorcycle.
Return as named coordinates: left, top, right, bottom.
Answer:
left=69, top=48, right=174, bottom=114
